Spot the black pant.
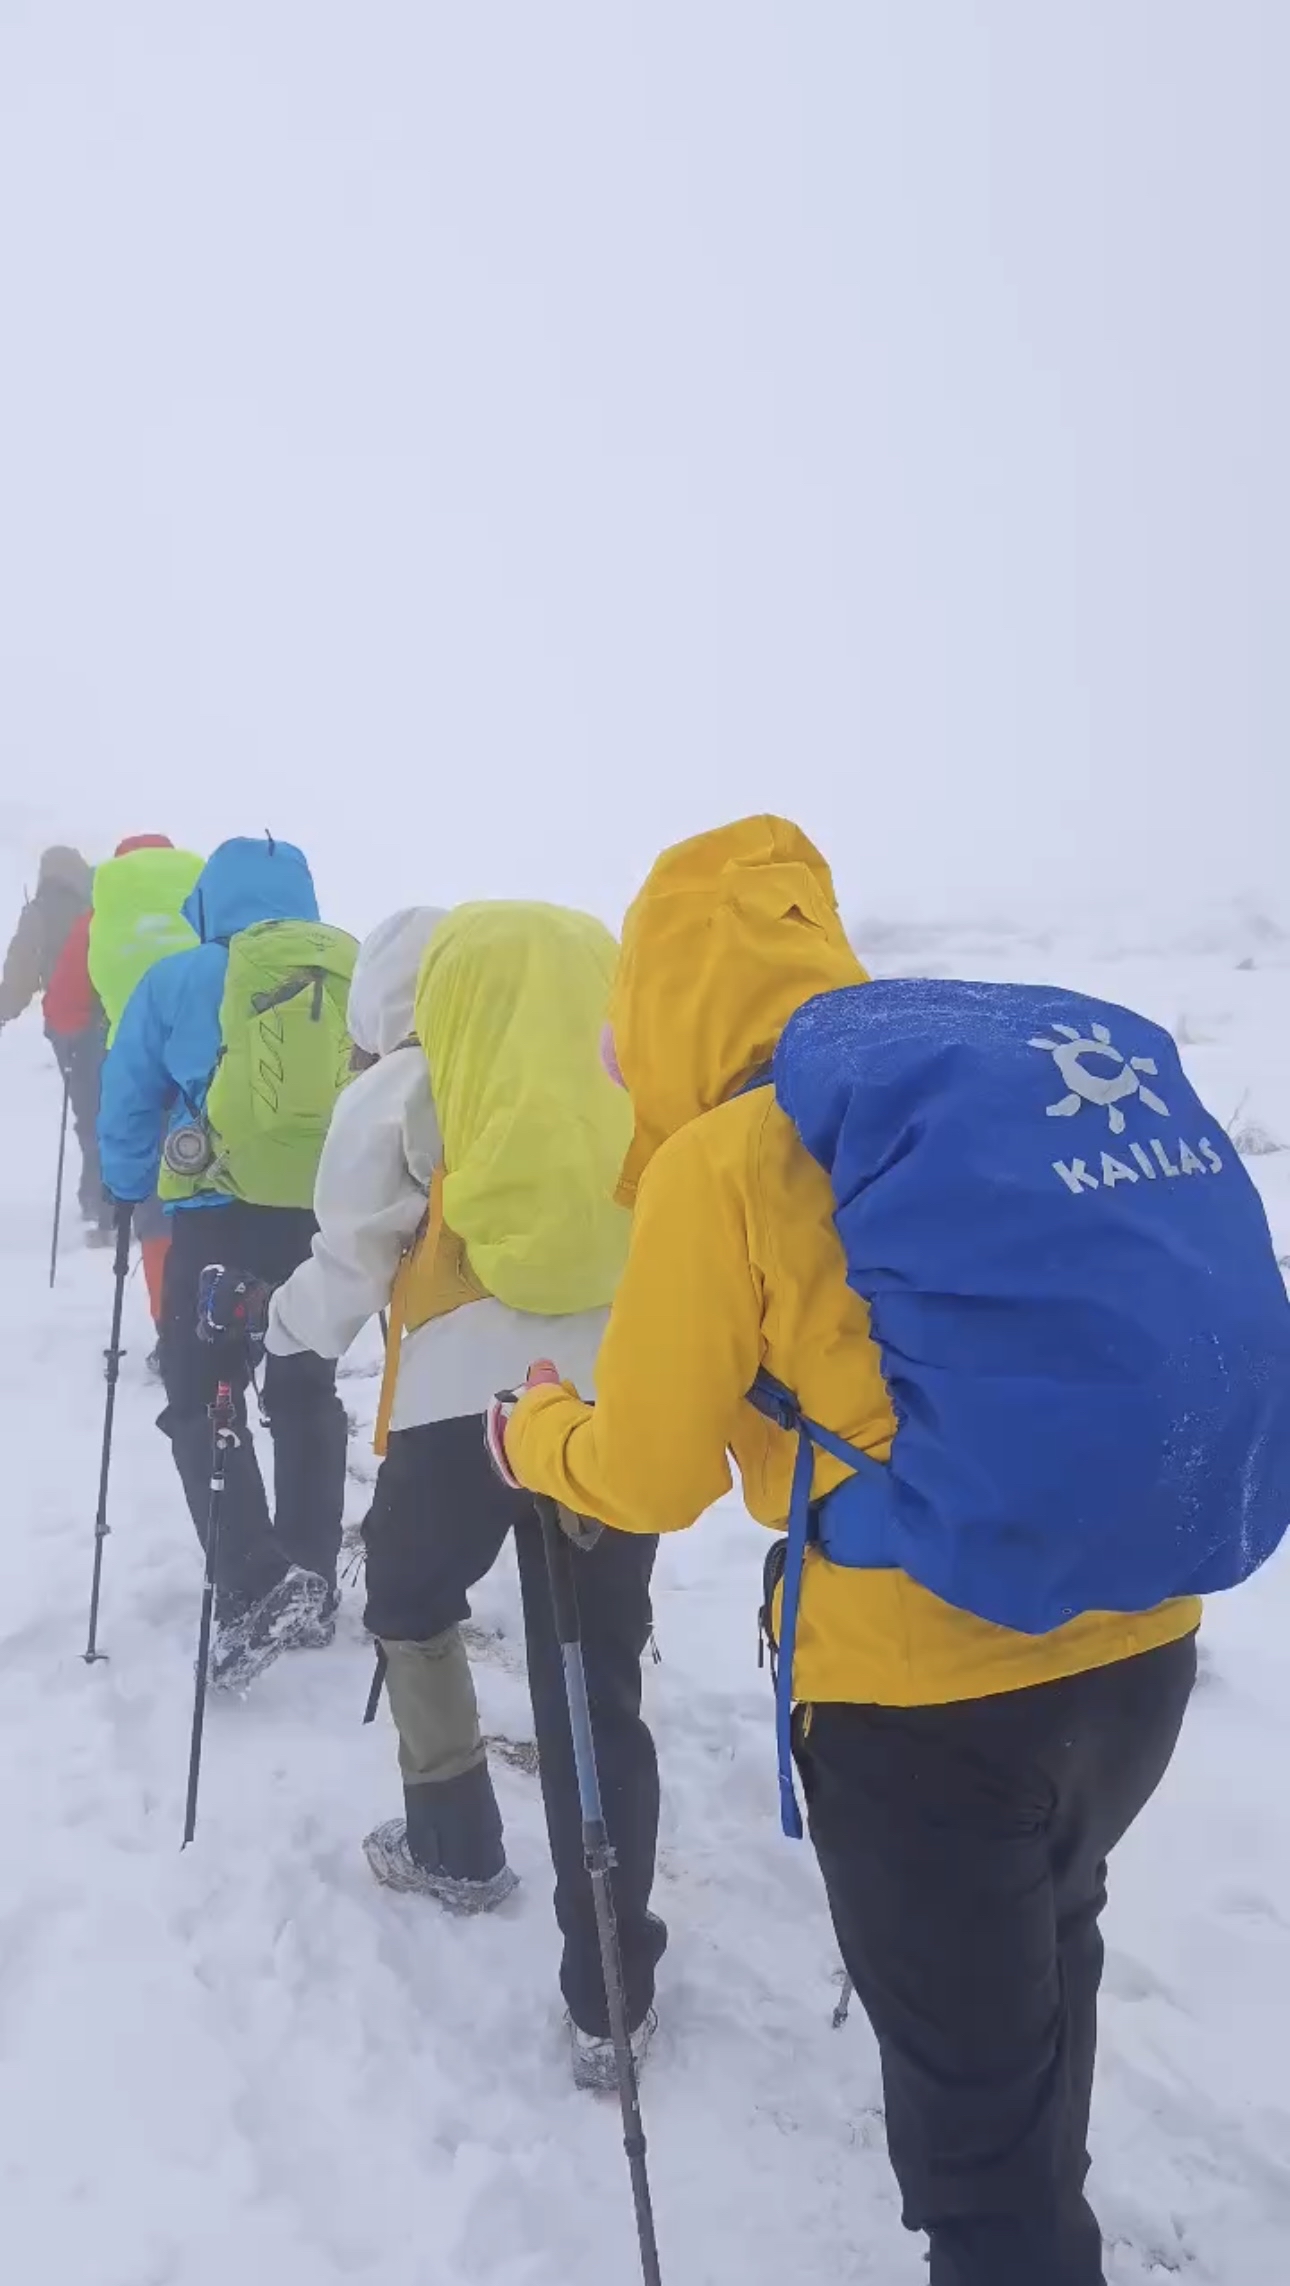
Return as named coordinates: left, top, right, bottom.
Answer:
left=158, top=1203, right=348, bottom=1617
left=48, top=1022, right=107, bottom=1222
left=795, top=1634, right=1197, bottom=2286
left=364, top=1416, right=665, bottom=2036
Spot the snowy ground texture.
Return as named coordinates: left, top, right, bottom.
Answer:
left=3, top=906, right=1290, bottom=2286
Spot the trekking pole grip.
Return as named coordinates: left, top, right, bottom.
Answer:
left=108, top=1209, right=132, bottom=1335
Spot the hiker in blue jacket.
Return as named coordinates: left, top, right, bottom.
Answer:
left=99, top=836, right=355, bottom=1688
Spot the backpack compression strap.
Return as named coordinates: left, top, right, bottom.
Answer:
left=746, top=1369, right=871, bottom=1839
left=250, top=965, right=329, bottom=1020
left=738, top=1070, right=871, bottom=1837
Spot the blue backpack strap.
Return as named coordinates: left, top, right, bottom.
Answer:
left=747, top=1370, right=870, bottom=1839
left=742, top=1072, right=878, bottom=1836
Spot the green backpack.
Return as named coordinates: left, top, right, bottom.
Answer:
left=163, top=919, right=358, bottom=1209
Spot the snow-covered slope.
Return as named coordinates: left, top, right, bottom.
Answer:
left=2, top=915, right=1289, bottom=2286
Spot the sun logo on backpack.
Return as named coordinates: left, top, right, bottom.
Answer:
left=1029, top=1022, right=1170, bottom=1137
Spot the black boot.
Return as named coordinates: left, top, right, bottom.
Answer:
left=210, top=1565, right=331, bottom=1691
left=362, top=1763, right=518, bottom=1914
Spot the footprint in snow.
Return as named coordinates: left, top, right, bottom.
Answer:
left=1216, top=1888, right=1290, bottom=1933
left=484, top=1733, right=540, bottom=1775
left=461, top=1620, right=526, bottom=1677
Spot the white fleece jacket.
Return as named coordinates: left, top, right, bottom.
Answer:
left=265, top=907, right=607, bottom=1427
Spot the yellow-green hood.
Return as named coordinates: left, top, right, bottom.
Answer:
left=415, top=901, right=631, bottom=1315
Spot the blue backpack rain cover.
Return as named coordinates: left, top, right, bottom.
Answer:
left=754, top=979, right=1290, bottom=1836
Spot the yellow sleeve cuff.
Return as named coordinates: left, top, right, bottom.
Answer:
left=505, top=1382, right=591, bottom=1496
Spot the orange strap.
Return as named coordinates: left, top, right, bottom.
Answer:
left=373, top=1164, right=445, bottom=1457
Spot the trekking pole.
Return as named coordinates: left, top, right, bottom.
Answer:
left=49, top=1070, right=71, bottom=1288
left=182, top=1377, right=239, bottom=1848
left=536, top=1494, right=663, bottom=2286
left=83, top=1203, right=133, bottom=1663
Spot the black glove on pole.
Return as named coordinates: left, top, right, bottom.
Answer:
left=536, top=1493, right=662, bottom=2286
left=83, top=1201, right=132, bottom=1663
left=49, top=1070, right=71, bottom=1290
left=196, top=1264, right=270, bottom=1351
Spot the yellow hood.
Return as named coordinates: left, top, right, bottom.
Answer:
left=611, top=816, right=867, bottom=1201
left=415, top=901, right=631, bottom=1314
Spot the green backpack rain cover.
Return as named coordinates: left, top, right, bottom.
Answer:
left=184, top=919, right=358, bottom=1208
left=88, top=847, right=203, bottom=1041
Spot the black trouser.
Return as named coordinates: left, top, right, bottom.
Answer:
left=158, top=1203, right=348, bottom=1617
left=364, top=1415, right=665, bottom=2036
left=795, top=1634, right=1197, bottom=2286
left=47, top=1022, right=107, bottom=1222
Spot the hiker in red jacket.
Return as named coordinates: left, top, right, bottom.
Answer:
left=0, top=847, right=112, bottom=1240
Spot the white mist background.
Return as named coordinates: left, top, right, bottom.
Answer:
left=1, top=2, right=1285, bottom=939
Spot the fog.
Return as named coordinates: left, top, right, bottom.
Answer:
left=1, top=3, right=1284, bottom=937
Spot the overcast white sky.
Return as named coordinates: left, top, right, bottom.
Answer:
left=0, top=3, right=1285, bottom=938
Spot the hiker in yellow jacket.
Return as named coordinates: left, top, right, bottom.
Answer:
left=503, top=817, right=1198, bottom=2286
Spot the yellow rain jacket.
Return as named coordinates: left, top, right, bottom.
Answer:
left=374, top=902, right=633, bottom=1450
left=506, top=817, right=1201, bottom=1707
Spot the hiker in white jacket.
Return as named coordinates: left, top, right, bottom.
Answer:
left=267, top=906, right=665, bottom=2090
left=269, top=906, right=607, bottom=1424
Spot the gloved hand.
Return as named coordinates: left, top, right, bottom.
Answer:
left=485, top=1389, right=524, bottom=1489
left=484, top=1373, right=603, bottom=1550
left=196, top=1264, right=272, bottom=1353
left=485, top=1362, right=561, bottom=1487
